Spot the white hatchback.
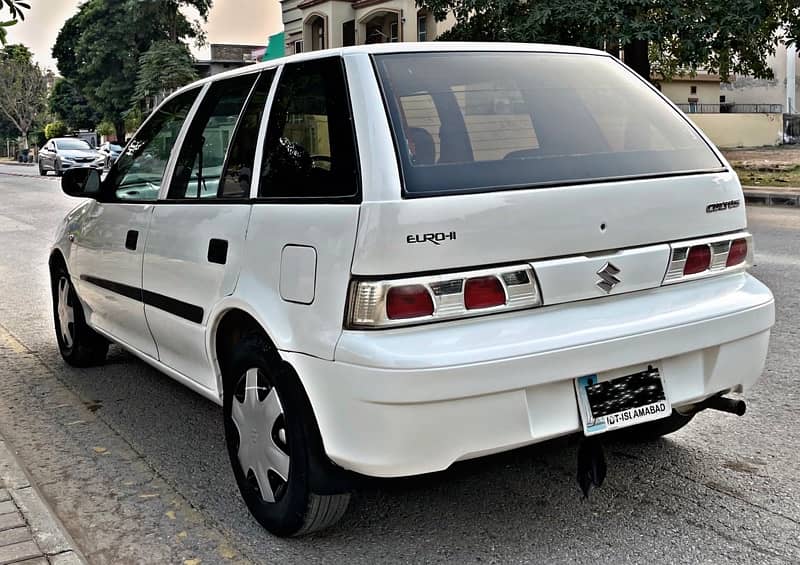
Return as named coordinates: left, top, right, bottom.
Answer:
left=50, top=43, right=775, bottom=536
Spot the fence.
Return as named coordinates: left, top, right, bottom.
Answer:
left=1, top=139, right=19, bottom=160
left=675, top=103, right=784, bottom=114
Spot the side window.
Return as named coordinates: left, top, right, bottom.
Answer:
left=218, top=70, right=275, bottom=198
left=168, top=73, right=260, bottom=199
left=259, top=57, right=358, bottom=199
left=104, top=88, right=199, bottom=202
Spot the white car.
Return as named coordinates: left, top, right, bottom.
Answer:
left=50, top=43, right=775, bottom=536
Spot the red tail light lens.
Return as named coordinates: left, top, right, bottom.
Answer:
left=464, top=276, right=506, bottom=310
left=683, top=245, right=711, bottom=275
left=726, top=238, right=748, bottom=267
left=386, top=285, right=434, bottom=319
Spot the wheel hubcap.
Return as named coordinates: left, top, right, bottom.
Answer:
left=231, top=368, right=290, bottom=503
left=57, top=277, right=75, bottom=348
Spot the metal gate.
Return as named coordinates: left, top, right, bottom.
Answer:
left=784, top=114, right=800, bottom=143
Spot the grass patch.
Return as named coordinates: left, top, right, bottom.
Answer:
left=733, top=165, right=800, bottom=188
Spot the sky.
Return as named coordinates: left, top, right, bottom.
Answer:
left=2, top=0, right=283, bottom=72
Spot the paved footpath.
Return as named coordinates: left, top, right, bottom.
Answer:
left=0, top=438, right=85, bottom=565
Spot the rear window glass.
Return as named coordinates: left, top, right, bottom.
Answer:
left=374, top=52, right=724, bottom=197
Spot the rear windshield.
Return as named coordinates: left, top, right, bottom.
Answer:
left=373, top=52, right=724, bottom=197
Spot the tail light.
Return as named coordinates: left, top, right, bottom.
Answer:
left=347, top=265, right=540, bottom=328
left=726, top=238, right=748, bottom=267
left=683, top=245, right=711, bottom=275
left=663, top=233, right=752, bottom=285
left=386, top=285, right=434, bottom=319
left=464, top=276, right=506, bottom=309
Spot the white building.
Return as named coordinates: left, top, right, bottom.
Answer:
left=723, top=43, right=799, bottom=114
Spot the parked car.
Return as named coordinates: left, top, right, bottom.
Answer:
left=49, top=43, right=775, bottom=537
left=97, top=141, right=123, bottom=169
left=38, top=138, right=103, bottom=176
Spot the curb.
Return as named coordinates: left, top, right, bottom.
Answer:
left=0, top=436, right=87, bottom=564
left=743, top=189, right=800, bottom=207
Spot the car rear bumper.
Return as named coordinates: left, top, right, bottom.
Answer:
left=286, top=273, right=774, bottom=478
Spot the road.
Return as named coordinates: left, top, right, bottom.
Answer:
left=0, top=163, right=798, bottom=564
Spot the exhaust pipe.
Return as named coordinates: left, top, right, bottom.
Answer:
left=704, top=395, right=747, bottom=416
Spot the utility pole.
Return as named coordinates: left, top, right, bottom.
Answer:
left=787, top=43, right=797, bottom=114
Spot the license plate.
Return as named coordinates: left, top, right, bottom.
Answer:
left=575, top=364, right=671, bottom=436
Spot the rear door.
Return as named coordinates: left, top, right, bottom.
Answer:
left=142, top=70, right=274, bottom=390
left=71, top=88, right=200, bottom=356
left=241, top=56, right=361, bottom=361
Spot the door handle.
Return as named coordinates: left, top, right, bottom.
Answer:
left=125, top=230, right=139, bottom=251
left=207, top=239, right=228, bottom=265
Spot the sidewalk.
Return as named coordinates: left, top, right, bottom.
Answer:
left=0, top=439, right=85, bottom=565
left=742, top=184, right=800, bottom=207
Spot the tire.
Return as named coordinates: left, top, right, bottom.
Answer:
left=616, top=410, right=695, bottom=442
left=38, top=161, right=47, bottom=176
left=223, top=334, right=350, bottom=537
left=51, top=263, right=109, bottom=367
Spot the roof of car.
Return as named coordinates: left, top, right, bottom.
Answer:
left=177, top=42, right=610, bottom=92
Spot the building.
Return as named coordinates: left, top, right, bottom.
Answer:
left=657, top=72, right=722, bottom=113
left=194, top=44, right=266, bottom=78
left=281, top=0, right=455, bottom=54
left=723, top=43, right=799, bottom=115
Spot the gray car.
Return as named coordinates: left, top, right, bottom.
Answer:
left=38, top=138, right=103, bottom=176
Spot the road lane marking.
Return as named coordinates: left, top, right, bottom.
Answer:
left=0, top=324, right=30, bottom=354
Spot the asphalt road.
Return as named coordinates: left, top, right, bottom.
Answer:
left=0, top=163, right=798, bottom=564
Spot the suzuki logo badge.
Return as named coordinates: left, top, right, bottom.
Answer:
left=596, top=262, right=621, bottom=293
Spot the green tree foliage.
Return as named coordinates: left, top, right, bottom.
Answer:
left=0, top=43, right=46, bottom=148
left=0, top=0, right=30, bottom=45
left=134, top=40, right=198, bottom=107
left=96, top=120, right=115, bottom=137
left=44, top=120, right=68, bottom=139
left=417, top=0, right=800, bottom=81
left=52, top=0, right=211, bottom=140
left=49, top=78, right=102, bottom=130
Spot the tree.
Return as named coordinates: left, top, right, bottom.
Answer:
left=44, top=121, right=68, bottom=139
left=133, top=40, right=198, bottom=109
left=49, top=78, right=102, bottom=130
left=0, top=44, right=47, bottom=149
left=0, top=0, right=30, bottom=45
left=52, top=0, right=211, bottom=141
left=417, top=0, right=800, bottom=82
left=96, top=120, right=115, bottom=138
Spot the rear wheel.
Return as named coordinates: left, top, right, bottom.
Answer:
left=51, top=263, right=108, bottom=367
left=617, top=410, right=695, bottom=441
left=223, top=334, right=349, bottom=537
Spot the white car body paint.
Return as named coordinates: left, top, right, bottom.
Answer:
left=51, top=43, right=775, bottom=479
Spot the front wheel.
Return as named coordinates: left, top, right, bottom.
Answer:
left=51, top=264, right=108, bottom=367
left=38, top=161, right=47, bottom=176
left=223, top=335, right=349, bottom=537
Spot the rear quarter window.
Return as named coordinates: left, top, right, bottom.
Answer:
left=373, top=52, right=725, bottom=197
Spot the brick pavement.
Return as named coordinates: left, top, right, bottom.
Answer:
left=0, top=433, right=85, bottom=564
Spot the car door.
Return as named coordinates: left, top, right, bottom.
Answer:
left=141, top=70, right=274, bottom=390
left=70, top=88, right=201, bottom=358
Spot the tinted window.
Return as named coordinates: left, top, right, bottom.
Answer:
left=169, top=74, right=259, bottom=199
left=259, top=57, right=358, bottom=199
left=374, top=52, right=724, bottom=197
left=104, top=88, right=199, bottom=201
left=218, top=70, right=275, bottom=198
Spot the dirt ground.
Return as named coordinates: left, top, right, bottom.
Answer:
left=722, top=146, right=800, bottom=188
left=722, top=146, right=800, bottom=169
